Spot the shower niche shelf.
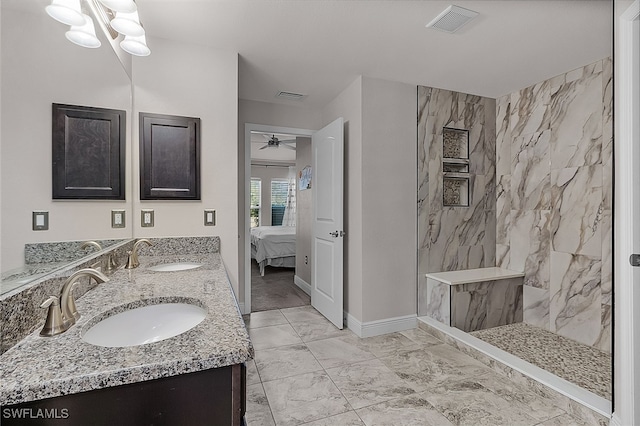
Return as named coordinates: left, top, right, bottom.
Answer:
left=442, top=127, right=470, bottom=207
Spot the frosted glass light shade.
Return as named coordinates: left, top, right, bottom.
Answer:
left=98, top=0, right=137, bottom=13
left=65, top=14, right=101, bottom=48
left=120, top=34, right=150, bottom=56
left=45, top=0, right=85, bottom=26
left=111, top=10, right=145, bottom=37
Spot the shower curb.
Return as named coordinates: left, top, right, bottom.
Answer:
left=417, top=317, right=611, bottom=426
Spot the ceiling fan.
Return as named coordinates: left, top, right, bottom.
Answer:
left=259, top=134, right=296, bottom=150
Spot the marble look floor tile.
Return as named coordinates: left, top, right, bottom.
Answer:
left=243, top=310, right=289, bottom=329
left=262, top=371, right=350, bottom=426
left=422, top=377, right=539, bottom=426
left=326, top=358, right=416, bottom=409
left=378, top=345, right=491, bottom=392
left=534, top=413, right=590, bottom=426
left=280, top=305, right=326, bottom=323
left=255, top=343, right=323, bottom=382
left=306, top=335, right=377, bottom=369
left=245, top=383, right=276, bottom=426
left=356, top=395, right=454, bottom=426
left=472, top=371, right=564, bottom=422
left=357, top=332, right=423, bottom=358
left=302, top=411, right=365, bottom=426
left=246, top=358, right=261, bottom=385
left=248, top=324, right=303, bottom=350
left=399, top=327, right=443, bottom=347
left=288, top=318, right=352, bottom=342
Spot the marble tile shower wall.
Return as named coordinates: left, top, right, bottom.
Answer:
left=417, top=87, right=497, bottom=316
left=496, top=57, right=612, bottom=352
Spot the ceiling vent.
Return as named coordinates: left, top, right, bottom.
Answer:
left=276, top=91, right=306, bottom=101
left=426, top=5, right=479, bottom=33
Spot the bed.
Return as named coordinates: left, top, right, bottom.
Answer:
left=250, top=226, right=296, bottom=276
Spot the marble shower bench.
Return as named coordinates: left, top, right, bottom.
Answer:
left=425, top=267, right=524, bottom=332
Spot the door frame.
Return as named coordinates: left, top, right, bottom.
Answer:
left=613, top=1, right=640, bottom=425
left=243, top=123, right=314, bottom=314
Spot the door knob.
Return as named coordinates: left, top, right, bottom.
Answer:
left=329, top=231, right=339, bottom=238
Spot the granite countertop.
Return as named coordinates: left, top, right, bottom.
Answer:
left=0, top=253, right=254, bottom=406
left=426, top=267, right=524, bottom=285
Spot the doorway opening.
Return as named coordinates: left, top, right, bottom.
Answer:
left=243, top=124, right=314, bottom=314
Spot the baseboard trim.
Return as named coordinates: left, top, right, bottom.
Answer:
left=294, top=275, right=311, bottom=296
left=345, top=312, right=417, bottom=338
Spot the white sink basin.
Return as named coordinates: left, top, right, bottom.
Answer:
left=148, top=262, right=203, bottom=272
left=82, top=303, right=207, bottom=347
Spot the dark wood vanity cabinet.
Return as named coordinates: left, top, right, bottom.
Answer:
left=1, top=364, right=246, bottom=426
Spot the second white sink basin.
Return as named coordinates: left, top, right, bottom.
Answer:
left=148, top=262, right=203, bottom=272
left=82, top=303, right=207, bottom=347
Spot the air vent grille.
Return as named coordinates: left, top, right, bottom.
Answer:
left=426, top=5, right=478, bottom=33
left=276, top=91, right=306, bottom=101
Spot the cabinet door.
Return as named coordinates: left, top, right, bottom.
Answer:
left=139, top=112, right=200, bottom=200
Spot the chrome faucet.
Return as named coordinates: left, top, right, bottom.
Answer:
left=81, top=240, right=102, bottom=251
left=125, top=239, right=152, bottom=269
left=60, top=268, right=109, bottom=323
left=40, top=268, right=109, bottom=336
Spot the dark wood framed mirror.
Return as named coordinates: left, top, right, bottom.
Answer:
left=139, top=112, right=201, bottom=200
left=52, top=103, right=126, bottom=200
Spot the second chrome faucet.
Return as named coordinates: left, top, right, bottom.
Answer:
left=125, top=239, right=152, bottom=269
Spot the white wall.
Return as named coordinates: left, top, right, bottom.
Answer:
left=1, top=8, right=132, bottom=272
left=132, top=36, right=239, bottom=290
left=295, top=137, right=312, bottom=285
left=322, top=76, right=364, bottom=322
left=321, top=76, right=417, bottom=328
left=250, top=165, right=291, bottom=226
left=361, top=77, right=417, bottom=323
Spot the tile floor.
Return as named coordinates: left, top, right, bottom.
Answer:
left=243, top=306, right=596, bottom=426
left=251, top=263, right=310, bottom=312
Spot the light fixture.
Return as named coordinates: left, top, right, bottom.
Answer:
left=110, top=10, right=144, bottom=37
left=120, top=34, right=150, bottom=56
left=45, top=0, right=150, bottom=55
left=65, top=13, right=101, bottom=48
left=97, top=0, right=137, bottom=13
left=46, top=0, right=86, bottom=26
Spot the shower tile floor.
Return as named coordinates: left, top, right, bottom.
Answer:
left=243, top=307, right=605, bottom=425
left=470, top=323, right=611, bottom=400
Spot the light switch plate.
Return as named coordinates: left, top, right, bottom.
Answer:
left=141, top=209, right=154, bottom=227
left=111, top=210, right=126, bottom=228
left=32, top=211, right=49, bottom=231
left=204, top=209, right=216, bottom=226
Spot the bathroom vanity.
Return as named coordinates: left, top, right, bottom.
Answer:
left=0, top=238, right=253, bottom=426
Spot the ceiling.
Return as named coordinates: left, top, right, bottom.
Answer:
left=136, top=0, right=612, bottom=109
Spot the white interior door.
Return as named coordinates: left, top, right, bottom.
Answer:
left=311, top=117, right=344, bottom=329
left=614, top=2, right=639, bottom=424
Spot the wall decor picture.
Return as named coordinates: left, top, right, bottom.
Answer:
left=299, top=165, right=312, bottom=190
left=139, top=112, right=201, bottom=200
left=52, top=103, right=126, bottom=200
